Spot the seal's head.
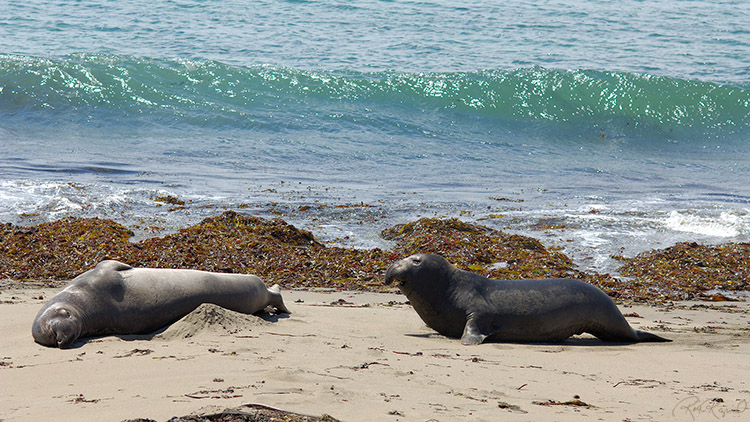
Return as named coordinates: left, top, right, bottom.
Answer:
left=385, top=253, right=455, bottom=296
left=32, top=304, right=82, bottom=349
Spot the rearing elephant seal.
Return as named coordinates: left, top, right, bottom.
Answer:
left=385, top=254, right=670, bottom=345
left=32, top=260, right=289, bottom=348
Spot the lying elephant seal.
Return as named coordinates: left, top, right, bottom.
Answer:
left=32, top=260, right=289, bottom=348
left=385, top=254, right=670, bottom=345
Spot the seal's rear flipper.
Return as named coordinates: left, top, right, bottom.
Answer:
left=635, top=329, right=671, bottom=342
left=268, top=284, right=290, bottom=314
left=461, top=313, right=489, bottom=345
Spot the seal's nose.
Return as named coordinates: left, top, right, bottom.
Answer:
left=385, top=257, right=411, bottom=285
left=384, top=262, right=398, bottom=285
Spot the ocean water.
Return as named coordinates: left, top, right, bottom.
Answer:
left=1, top=0, right=749, bottom=275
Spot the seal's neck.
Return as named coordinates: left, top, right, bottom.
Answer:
left=403, top=266, right=466, bottom=338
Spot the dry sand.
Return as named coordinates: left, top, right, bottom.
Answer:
left=2, top=282, right=749, bottom=422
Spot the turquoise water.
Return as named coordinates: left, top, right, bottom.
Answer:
left=2, top=0, right=749, bottom=82
left=1, top=0, right=749, bottom=273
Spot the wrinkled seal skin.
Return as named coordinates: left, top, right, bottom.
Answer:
left=32, top=260, right=289, bottom=348
left=385, top=254, right=670, bottom=345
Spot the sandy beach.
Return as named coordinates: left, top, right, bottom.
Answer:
left=2, top=281, right=748, bottom=422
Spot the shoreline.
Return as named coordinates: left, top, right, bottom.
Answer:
left=2, top=286, right=749, bottom=421
left=2, top=211, right=749, bottom=302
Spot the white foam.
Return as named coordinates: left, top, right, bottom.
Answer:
left=580, top=231, right=608, bottom=247
left=664, top=210, right=749, bottom=238
left=0, top=180, right=84, bottom=219
left=0, top=180, right=147, bottom=222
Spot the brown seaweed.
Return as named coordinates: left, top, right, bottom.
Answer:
left=2, top=212, right=748, bottom=301
left=615, top=241, right=750, bottom=300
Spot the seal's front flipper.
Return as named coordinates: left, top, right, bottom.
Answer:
left=97, top=260, right=133, bottom=272
left=461, top=313, right=490, bottom=345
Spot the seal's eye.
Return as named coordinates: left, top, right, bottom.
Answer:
left=60, top=309, right=70, bottom=318
left=410, top=256, right=422, bottom=266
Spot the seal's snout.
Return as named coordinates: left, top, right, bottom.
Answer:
left=385, top=258, right=409, bottom=285
left=51, top=318, right=78, bottom=349
left=384, top=254, right=424, bottom=286
left=384, top=261, right=401, bottom=285
left=32, top=306, right=80, bottom=348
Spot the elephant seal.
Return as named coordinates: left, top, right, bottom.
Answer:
left=32, top=260, right=289, bottom=348
left=385, top=254, right=670, bottom=345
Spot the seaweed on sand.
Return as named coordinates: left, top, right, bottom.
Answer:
left=127, top=212, right=393, bottom=291
left=0, top=213, right=607, bottom=291
left=2, top=212, right=748, bottom=301
left=382, top=217, right=612, bottom=284
left=615, top=241, right=750, bottom=300
left=0, top=212, right=393, bottom=291
left=123, top=403, right=339, bottom=421
left=0, top=218, right=135, bottom=280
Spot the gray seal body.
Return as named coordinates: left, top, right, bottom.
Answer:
left=32, top=260, right=289, bottom=348
left=385, top=254, right=670, bottom=345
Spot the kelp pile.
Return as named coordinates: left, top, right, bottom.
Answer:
left=0, top=212, right=606, bottom=291
left=615, top=242, right=750, bottom=300
left=1, top=211, right=748, bottom=301
left=379, top=218, right=663, bottom=300
left=0, top=218, right=135, bottom=281
left=132, top=213, right=393, bottom=291
left=381, top=218, right=611, bottom=285
left=0, top=212, right=392, bottom=291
